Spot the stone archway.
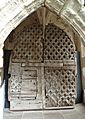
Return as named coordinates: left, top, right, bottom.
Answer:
left=0, top=0, right=84, bottom=119
left=4, top=7, right=76, bottom=110
left=0, top=0, right=85, bottom=87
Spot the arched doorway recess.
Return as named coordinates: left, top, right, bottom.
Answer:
left=4, top=7, right=76, bottom=110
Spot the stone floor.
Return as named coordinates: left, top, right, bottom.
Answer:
left=3, top=103, right=85, bottom=119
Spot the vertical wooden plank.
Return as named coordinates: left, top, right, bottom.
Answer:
left=41, top=66, right=45, bottom=109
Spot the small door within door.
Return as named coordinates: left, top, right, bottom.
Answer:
left=21, top=69, right=37, bottom=99
left=8, top=65, right=43, bottom=110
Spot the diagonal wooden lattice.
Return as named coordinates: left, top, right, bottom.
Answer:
left=8, top=23, right=76, bottom=110
left=44, top=24, right=75, bottom=61
left=12, top=23, right=75, bottom=62
left=44, top=67, right=75, bottom=107
left=9, top=76, right=21, bottom=94
left=12, top=24, right=43, bottom=62
left=8, top=63, right=22, bottom=100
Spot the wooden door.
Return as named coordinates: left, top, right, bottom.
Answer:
left=8, top=23, right=76, bottom=110
left=44, top=24, right=75, bottom=108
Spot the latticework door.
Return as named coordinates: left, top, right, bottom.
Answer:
left=8, top=23, right=76, bottom=110
left=44, top=24, right=75, bottom=108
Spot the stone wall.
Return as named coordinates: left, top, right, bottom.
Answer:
left=0, top=0, right=85, bottom=45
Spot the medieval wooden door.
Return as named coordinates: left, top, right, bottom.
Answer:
left=8, top=23, right=76, bottom=110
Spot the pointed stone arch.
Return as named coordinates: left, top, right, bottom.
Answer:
left=0, top=0, right=84, bottom=85
left=0, top=0, right=85, bottom=45
left=0, top=0, right=85, bottom=104
left=6, top=13, right=76, bottom=110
